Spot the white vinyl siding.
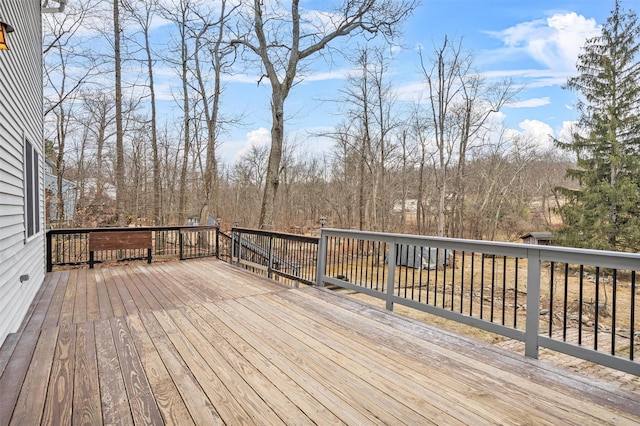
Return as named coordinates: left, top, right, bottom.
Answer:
left=0, top=1, right=44, bottom=346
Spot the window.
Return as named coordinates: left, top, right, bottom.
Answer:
left=25, top=139, right=40, bottom=238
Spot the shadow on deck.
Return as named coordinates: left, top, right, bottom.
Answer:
left=1, top=259, right=638, bottom=424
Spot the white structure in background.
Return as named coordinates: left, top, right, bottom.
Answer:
left=393, top=199, right=418, bottom=213
left=0, top=2, right=45, bottom=346
left=45, top=158, right=77, bottom=226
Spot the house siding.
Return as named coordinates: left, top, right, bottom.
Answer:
left=0, top=1, right=44, bottom=345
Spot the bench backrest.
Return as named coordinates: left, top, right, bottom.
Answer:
left=89, top=231, right=152, bottom=251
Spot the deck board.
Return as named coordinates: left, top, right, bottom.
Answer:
left=41, top=270, right=69, bottom=329
left=153, top=309, right=256, bottom=424
left=42, top=322, right=75, bottom=424
left=73, top=322, right=102, bottom=425
left=0, top=259, right=639, bottom=425
left=73, top=269, right=88, bottom=324
left=242, top=294, right=491, bottom=424
left=125, top=313, right=195, bottom=425
left=293, top=288, right=640, bottom=416
left=222, top=297, right=433, bottom=424
left=138, top=310, right=223, bottom=425
left=271, top=290, right=616, bottom=424
left=85, top=269, right=101, bottom=322
left=185, top=304, right=345, bottom=424
left=95, top=318, right=134, bottom=425
left=8, top=327, right=58, bottom=426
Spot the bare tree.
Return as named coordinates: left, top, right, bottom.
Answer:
left=418, top=36, right=515, bottom=237
left=158, top=0, right=197, bottom=224
left=112, top=0, right=127, bottom=224
left=231, top=0, right=417, bottom=229
left=337, top=45, right=400, bottom=231
left=327, top=126, right=358, bottom=229
left=121, top=0, right=163, bottom=224
left=76, top=91, right=117, bottom=223
left=231, top=143, right=270, bottom=226
left=410, top=103, right=435, bottom=234
left=43, top=0, right=104, bottom=224
left=419, top=36, right=466, bottom=237
left=397, top=128, right=417, bottom=232
left=189, top=1, right=239, bottom=225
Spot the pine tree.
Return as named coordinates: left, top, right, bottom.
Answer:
left=555, top=0, right=640, bottom=252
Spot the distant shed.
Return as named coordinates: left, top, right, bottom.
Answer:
left=521, top=232, right=554, bottom=246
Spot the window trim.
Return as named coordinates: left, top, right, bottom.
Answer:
left=24, top=136, right=41, bottom=241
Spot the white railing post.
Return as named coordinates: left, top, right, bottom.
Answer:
left=525, top=247, right=541, bottom=358
left=315, top=230, right=328, bottom=287
left=385, top=241, right=397, bottom=311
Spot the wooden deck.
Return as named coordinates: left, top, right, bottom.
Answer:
left=1, top=259, right=639, bottom=425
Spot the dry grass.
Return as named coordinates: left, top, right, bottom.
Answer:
left=324, top=253, right=640, bottom=351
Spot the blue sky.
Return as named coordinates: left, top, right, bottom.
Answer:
left=47, top=1, right=620, bottom=164
left=199, top=0, right=618, bottom=164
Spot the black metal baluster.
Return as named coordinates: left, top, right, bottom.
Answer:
left=579, top=265, right=584, bottom=345
left=442, top=250, right=447, bottom=309
left=490, top=255, right=495, bottom=323
left=451, top=251, right=456, bottom=311
left=426, top=248, right=431, bottom=304
left=514, top=258, right=519, bottom=328
left=563, top=263, right=569, bottom=341
left=595, top=267, right=600, bottom=351
left=460, top=252, right=465, bottom=314
left=364, top=240, right=371, bottom=289
left=434, top=249, right=439, bottom=306
left=549, top=262, right=555, bottom=337
left=501, top=256, right=506, bottom=325
left=381, top=242, right=387, bottom=293
left=611, top=269, right=617, bottom=356
left=631, top=271, right=636, bottom=361
left=480, top=255, right=485, bottom=320
left=470, top=252, right=475, bottom=317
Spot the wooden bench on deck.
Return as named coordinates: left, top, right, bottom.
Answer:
left=89, top=230, right=152, bottom=268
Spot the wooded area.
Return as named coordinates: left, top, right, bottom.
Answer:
left=43, top=0, right=579, bottom=241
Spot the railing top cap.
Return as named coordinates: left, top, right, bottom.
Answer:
left=319, top=228, right=640, bottom=264
left=232, top=227, right=320, bottom=241
left=47, top=225, right=218, bottom=234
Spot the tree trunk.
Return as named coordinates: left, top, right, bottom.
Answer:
left=114, top=0, right=125, bottom=225
left=178, top=17, right=190, bottom=225
left=55, top=107, right=66, bottom=224
left=144, top=17, right=160, bottom=225
left=259, top=90, right=284, bottom=229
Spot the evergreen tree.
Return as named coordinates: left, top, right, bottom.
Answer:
left=556, top=0, right=640, bottom=252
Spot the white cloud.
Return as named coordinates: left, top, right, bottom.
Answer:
left=488, top=12, right=600, bottom=72
left=300, top=10, right=342, bottom=34
left=517, top=119, right=555, bottom=149
left=508, top=97, right=550, bottom=108
left=557, top=120, right=581, bottom=144
left=482, top=68, right=570, bottom=88
left=301, top=69, right=351, bottom=83
left=226, top=127, right=271, bottom=163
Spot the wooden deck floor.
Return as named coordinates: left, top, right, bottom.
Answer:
left=1, top=259, right=639, bottom=425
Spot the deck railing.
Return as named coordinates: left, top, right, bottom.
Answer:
left=46, top=225, right=640, bottom=375
left=316, top=228, right=640, bottom=376
left=231, top=227, right=319, bottom=286
left=46, top=226, right=220, bottom=271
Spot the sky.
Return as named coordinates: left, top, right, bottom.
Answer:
left=48, top=0, right=624, bottom=165
left=194, top=0, right=619, bottom=164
